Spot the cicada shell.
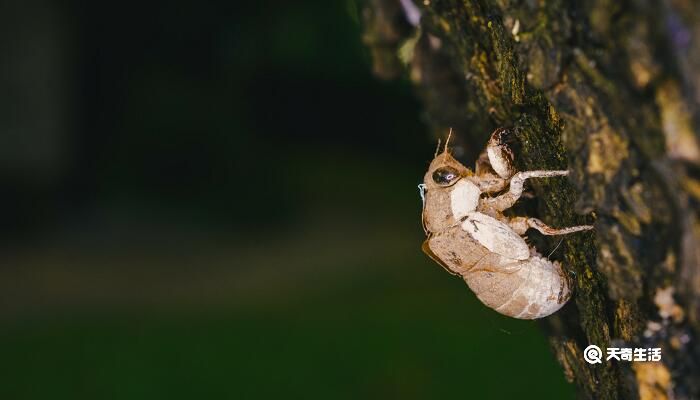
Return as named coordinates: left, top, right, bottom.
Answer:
left=420, top=129, right=592, bottom=319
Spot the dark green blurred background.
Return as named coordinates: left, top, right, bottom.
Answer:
left=0, top=1, right=573, bottom=398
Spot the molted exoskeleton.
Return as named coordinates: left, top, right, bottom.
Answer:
left=420, top=128, right=593, bottom=319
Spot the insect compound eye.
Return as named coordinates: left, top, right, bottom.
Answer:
left=432, top=166, right=461, bottom=187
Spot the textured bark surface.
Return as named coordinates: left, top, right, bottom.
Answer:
left=361, top=1, right=700, bottom=399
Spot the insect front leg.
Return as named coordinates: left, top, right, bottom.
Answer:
left=483, top=170, right=569, bottom=212
left=486, top=127, right=516, bottom=179
left=473, top=175, right=508, bottom=193
left=472, top=150, right=509, bottom=193
left=507, top=217, right=593, bottom=235
left=474, top=150, right=491, bottom=176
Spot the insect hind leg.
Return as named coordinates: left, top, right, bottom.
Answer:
left=525, top=218, right=593, bottom=235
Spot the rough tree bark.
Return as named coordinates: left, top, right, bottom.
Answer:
left=360, top=1, right=700, bottom=399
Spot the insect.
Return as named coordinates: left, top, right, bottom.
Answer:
left=419, top=128, right=593, bottom=319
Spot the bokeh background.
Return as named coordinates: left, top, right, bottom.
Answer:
left=1, top=1, right=573, bottom=398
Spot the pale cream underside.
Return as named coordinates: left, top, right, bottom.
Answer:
left=449, top=179, right=480, bottom=219
left=491, top=256, right=568, bottom=319
left=487, top=146, right=511, bottom=178
left=461, top=212, right=530, bottom=260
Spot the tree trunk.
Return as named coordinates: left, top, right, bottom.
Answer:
left=360, top=1, right=700, bottom=398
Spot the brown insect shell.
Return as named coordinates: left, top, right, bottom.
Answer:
left=421, top=152, right=477, bottom=234
left=421, top=151, right=571, bottom=319
left=422, top=151, right=527, bottom=256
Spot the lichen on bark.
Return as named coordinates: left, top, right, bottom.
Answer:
left=359, top=0, right=700, bottom=398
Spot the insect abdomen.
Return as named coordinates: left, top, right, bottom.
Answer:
left=426, top=226, right=570, bottom=319
left=464, top=256, right=570, bottom=319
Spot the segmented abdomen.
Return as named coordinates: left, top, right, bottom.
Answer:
left=426, top=226, right=570, bottom=319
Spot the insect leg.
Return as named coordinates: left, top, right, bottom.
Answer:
left=475, top=176, right=508, bottom=193
left=484, top=170, right=568, bottom=211
left=508, top=216, right=593, bottom=235
left=474, top=150, right=491, bottom=176
left=486, top=127, right=517, bottom=179
left=507, top=217, right=530, bottom=235
left=522, top=217, right=593, bottom=235
left=472, top=149, right=509, bottom=193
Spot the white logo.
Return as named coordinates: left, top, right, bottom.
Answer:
left=583, top=345, right=603, bottom=364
